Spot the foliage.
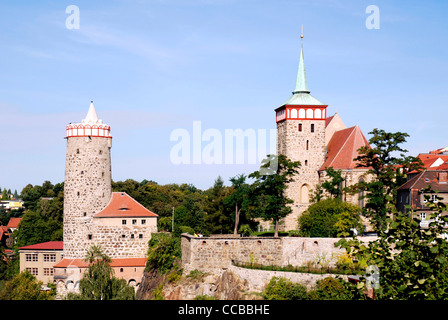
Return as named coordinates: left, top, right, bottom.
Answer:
left=0, top=270, right=54, bottom=300
left=67, top=245, right=135, bottom=300
left=262, top=277, right=308, bottom=300
left=320, top=167, right=345, bottom=200
left=146, top=233, right=181, bottom=275
left=249, top=154, right=301, bottom=237
left=223, top=174, right=253, bottom=235
left=336, top=199, right=448, bottom=299
left=348, top=129, right=424, bottom=231
left=15, top=183, right=64, bottom=248
left=298, top=198, right=363, bottom=237
left=308, top=276, right=363, bottom=300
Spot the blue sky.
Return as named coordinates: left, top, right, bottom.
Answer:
left=0, top=0, right=447, bottom=193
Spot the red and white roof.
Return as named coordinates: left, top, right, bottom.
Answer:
left=66, top=101, right=111, bottom=138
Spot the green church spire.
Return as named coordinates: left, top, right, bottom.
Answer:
left=293, top=28, right=310, bottom=94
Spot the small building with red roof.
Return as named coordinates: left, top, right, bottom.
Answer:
left=19, top=241, right=64, bottom=284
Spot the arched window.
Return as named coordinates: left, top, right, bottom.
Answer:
left=300, top=184, right=310, bottom=203
left=315, top=109, right=322, bottom=119
left=291, top=109, right=297, bottom=118
left=299, top=109, right=305, bottom=118
left=306, top=109, right=313, bottom=119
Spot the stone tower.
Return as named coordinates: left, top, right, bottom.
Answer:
left=63, top=102, right=112, bottom=259
left=275, top=36, right=328, bottom=231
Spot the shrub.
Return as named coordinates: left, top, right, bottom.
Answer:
left=262, top=277, right=308, bottom=300
left=308, top=276, right=363, bottom=300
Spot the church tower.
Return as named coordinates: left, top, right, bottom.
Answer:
left=275, top=34, right=328, bottom=231
left=63, top=102, right=112, bottom=259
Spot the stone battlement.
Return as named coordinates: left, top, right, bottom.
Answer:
left=181, top=233, right=377, bottom=273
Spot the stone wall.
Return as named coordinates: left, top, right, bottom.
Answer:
left=181, top=234, right=377, bottom=273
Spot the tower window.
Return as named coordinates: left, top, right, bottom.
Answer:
left=298, top=123, right=302, bottom=132
left=311, top=124, right=315, bottom=133
left=99, top=150, right=103, bottom=155
left=306, top=140, right=309, bottom=150
left=88, top=234, right=92, bottom=240
left=131, top=234, right=134, bottom=239
left=76, top=149, right=80, bottom=154
left=77, top=192, right=80, bottom=197
left=83, top=212, right=87, bottom=217
left=139, top=234, right=143, bottom=239
left=305, top=160, right=308, bottom=166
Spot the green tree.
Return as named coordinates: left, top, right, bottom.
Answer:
left=308, top=276, right=363, bottom=300
left=68, top=245, right=135, bottom=300
left=349, top=129, right=424, bottom=231
left=298, top=198, right=363, bottom=237
left=0, top=270, right=54, bottom=300
left=337, top=198, right=448, bottom=300
left=320, top=167, right=345, bottom=200
left=223, top=174, right=252, bottom=235
left=249, top=154, right=300, bottom=237
left=146, top=233, right=181, bottom=275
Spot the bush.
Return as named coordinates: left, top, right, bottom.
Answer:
left=262, top=277, right=308, bottom=300
left=298, top=198, right=363, bottom=237
left=308, top=276, right=363, bottom=300
left=146, top=233, right=181, bottom=274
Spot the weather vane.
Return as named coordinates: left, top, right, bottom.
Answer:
left=301, top=24, right=304, bottom=39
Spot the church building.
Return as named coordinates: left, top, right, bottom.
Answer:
left=275, top=35, right=372, bottom=231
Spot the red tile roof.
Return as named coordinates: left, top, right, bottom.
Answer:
left=0, top=226, right=8, bottom=239
left=53, top=257, right=147, bottom=268
left=19, top=241, right=63, bottom=251
left=94, top=192, right=158, bottom=218
left=6, top=217, right=22, bottom=229
left=417, top=154, right=448, bottom=170
left=320, top=125, right=370, bottom=171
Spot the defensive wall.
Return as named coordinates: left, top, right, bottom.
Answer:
left=181, top=233, right=377, bottom=273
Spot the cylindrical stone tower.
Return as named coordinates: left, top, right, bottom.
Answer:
left=63, top=101, right=112, bottom=259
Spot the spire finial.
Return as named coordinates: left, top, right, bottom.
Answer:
left=293, top=26, right=310, bottom=94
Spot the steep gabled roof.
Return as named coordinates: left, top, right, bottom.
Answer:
left=320, top=125, right=370, bottom=171
left=94, top=192, right=158, bottom=218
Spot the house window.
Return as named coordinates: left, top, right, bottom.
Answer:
left=88, top=234, right=92, bottom=240
left=26, top=268, right=38, bottom=276
left=311, top=124, right=315, bottom=133
left=43, top=254, right=56, bottom=263
left=131, top=234, right=135, bottom=239
left=43, top=268, right=54, bottom=276
left=141, top=219, right=146, bottom=225
left=139, top=234, right=143, bottom=239
left=132, top=219, right=137, bottom=225
left=420, top=212, right=427, bottom=220
left=122, top=220, right=127, bottom=225
left=26, top=254, right=38, bottom=262
left=298, top=123, right=302, bottom=132
left=120, top=268, right=124, bottom=272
